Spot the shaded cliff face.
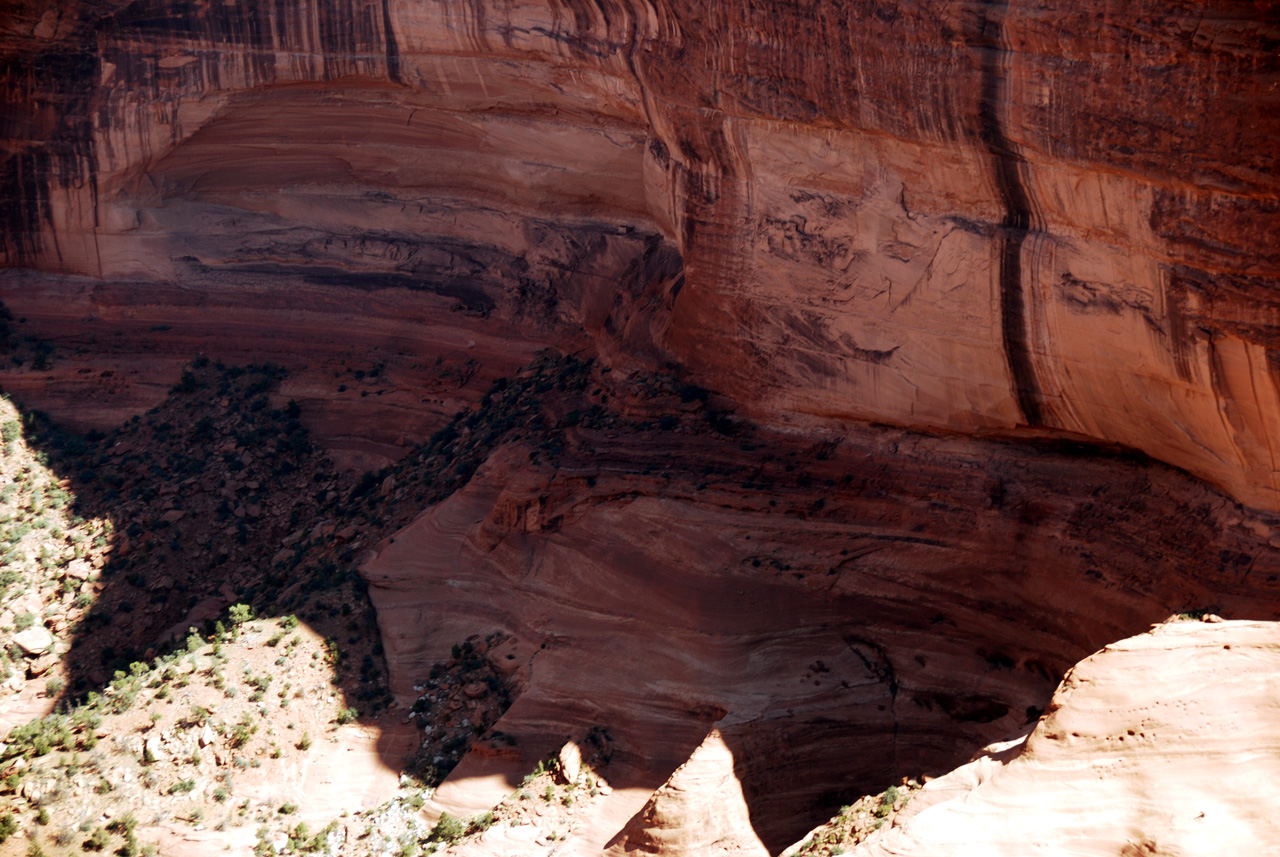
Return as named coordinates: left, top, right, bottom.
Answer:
left=362, top=406, right=1280, bottom=852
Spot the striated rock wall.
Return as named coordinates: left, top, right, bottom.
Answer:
left=3, top=0, right=1280, bottom=509
left=636, top=0, right=1280, bottom=512
left=4, top=3, right=1280, bottom=850
left=362, top=412, right=1280, bottom=853
left=1, top=0, right=684, bottom=467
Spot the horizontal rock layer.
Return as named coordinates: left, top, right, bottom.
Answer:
left=3, top=0, right=1280, bottom=509
left=3, top=2, right=1280, bottom=853
left=363, top=412, right=1280, bottom=853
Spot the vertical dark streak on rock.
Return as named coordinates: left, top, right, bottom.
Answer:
left=1, top=48, right=100, bottom=265
left=381, top=0, right=403, bottom=84
left=1163, top=272, right=1193, bottom=383
left=975, top=0, right=1042, bottom=426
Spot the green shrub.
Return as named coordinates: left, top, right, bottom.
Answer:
left=300, top=821, right=338, bottom=853
left=429, top=813, right=466, bottom=844
left=5, top=715, right=69, bottom=758
left=229, top=714, right=257, bottom=748
left=228, top=603, right=253, bottom=626
left=873, top=785, right=900, bottom=818
left=168, top=779, right=196, bottom=795
left=82, top=827, right=110, bottom=851
left=106, top=814, right=137, bottom=836
left=286, top=822, right=309, bottom=848
left=335, top=707, right=358, bottom=725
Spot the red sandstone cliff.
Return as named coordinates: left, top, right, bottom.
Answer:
left=3, top=2, right=1280, bottom=854
left=3, top=0, right=1279, bottom=509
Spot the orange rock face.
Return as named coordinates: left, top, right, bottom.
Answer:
left=362, top=419, right=1280, bottom=852
left=3, top=1, right=1280, bottom=852
left=3, top=1, right=1279, bottom=507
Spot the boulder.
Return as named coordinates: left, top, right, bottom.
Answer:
left=27, top=653, right=57, bottom=676
left=13, top=625, right=54, bottom=656
left=555, top=741, right=582, bottom=785
left=143, top=735, right=165, bottom=763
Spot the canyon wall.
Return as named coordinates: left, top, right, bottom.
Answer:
left=361, top=419, right=1280, bottom=853
left=4, top=2, right=1280, bottom=854
left=3, top=0, right=1279, bottom=508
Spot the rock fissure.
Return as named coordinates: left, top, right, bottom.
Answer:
left=974, top=0, right=1042, bottom=428
left=379, top=0, right=402, bottom=85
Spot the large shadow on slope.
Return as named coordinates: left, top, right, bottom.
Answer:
left=707, top=432, right=1280, bottom=851
left=343, top=362, right=1280, bottom=854
left=2, top=357, right=412, bottom=764
left=7, top=332, right=1280, bottom=855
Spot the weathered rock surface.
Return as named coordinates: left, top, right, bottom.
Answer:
left=0, top=269, right=549, bottom=470
left=844, top=620, right=1280, bottom=857
left=3, top=1, right=1280, bottom=853
left=607, top=730, right=769, bottom=856
left=364, top=419, right=1280, bottom=852
left=3, top=1, right=1279, bottom=509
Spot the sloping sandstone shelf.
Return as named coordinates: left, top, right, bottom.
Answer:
left=841, top=620, right=1280, bottom=856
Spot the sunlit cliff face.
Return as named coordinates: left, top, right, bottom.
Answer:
left=3, top=1, right=1280, bottom=853
left=5, top=1, right=1279, bottom=511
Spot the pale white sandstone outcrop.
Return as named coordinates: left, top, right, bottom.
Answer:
left=845, top=620, right=1280, bottom=857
